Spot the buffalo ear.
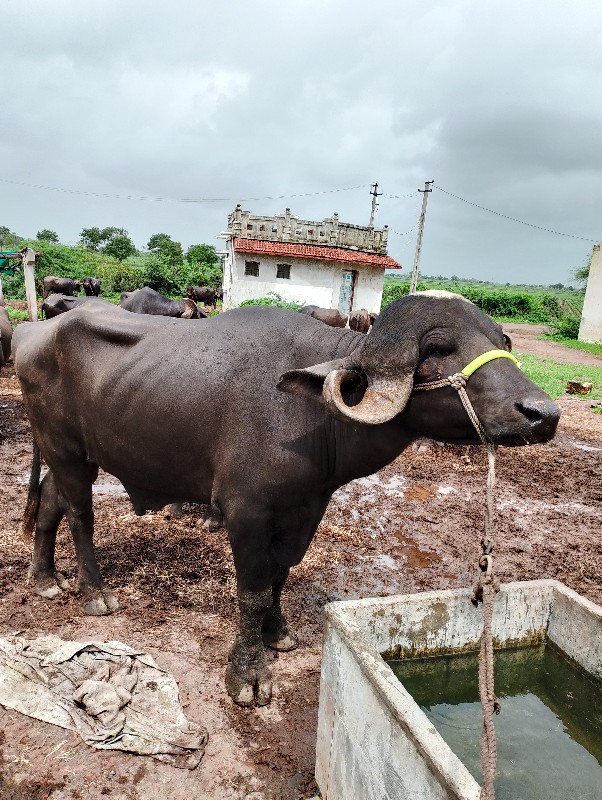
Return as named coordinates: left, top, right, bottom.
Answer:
left=277, top=357, right=355, bottom=401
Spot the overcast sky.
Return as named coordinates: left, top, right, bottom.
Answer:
left=1, top=0, right=601, bottom=285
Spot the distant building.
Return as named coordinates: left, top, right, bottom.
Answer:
left=221, top=205, right=401, bottom=314
left=579, top=243, right=602, bottom=343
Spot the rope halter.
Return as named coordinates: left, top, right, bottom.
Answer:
left=413, top=348, right=520, bottom=800
left=412, top=349, right=520, bottom=444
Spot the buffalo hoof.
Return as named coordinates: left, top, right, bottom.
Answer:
left=81, top=589, right=120, bottom=616
left=225, top=662, right=272, bottom=707
left=30, top=571, right=69, bottom=600
left=165, top=503, right=183, bottom=519
left=263, top=632, right=298, bottom=652
left=201, top=516, right=221, bottom=532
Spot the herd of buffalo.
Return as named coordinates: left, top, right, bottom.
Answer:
left=1, top=276, right=561, bottom=707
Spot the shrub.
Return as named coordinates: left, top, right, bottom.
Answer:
left=548, top=315, right=581, bottom=339
left=0, top=243, right=147, bottom=299
left=240, top=293, right=301, bottom=311
left=381, top=279, right=568, bottom=323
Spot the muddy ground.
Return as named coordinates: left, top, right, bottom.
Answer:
left=0, top=333, right=601, bottom=799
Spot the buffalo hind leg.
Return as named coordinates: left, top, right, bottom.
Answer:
left=66, top=497, right=119, bottom=616
left=226, top=587, right=273, bottom=707
left=54, top=463, right=118, bottom=616
left=261, top=566, right=298, bottom=652
left=29, top=472, right=69, bottom=599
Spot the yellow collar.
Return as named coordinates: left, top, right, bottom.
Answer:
left=460, top=350, right=520, bottom=378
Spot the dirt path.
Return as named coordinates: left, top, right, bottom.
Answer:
left=502, top=322, right=602, bottom=366
left=0, top=365, right=601, bottom=799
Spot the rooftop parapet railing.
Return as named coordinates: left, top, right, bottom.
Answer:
left=227, top=206, right=389, bottom=254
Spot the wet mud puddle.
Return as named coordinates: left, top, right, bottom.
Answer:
left=386, top=644, right=602, bottom=799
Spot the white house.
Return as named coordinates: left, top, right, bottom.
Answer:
left=221, top=206, right=401, bottom=315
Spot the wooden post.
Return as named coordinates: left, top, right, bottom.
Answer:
left=23, top=248, right=38, bottom=321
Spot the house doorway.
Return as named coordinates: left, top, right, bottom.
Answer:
left=338, top=270, right=357, bottom=316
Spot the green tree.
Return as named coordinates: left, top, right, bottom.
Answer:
left=36, top=229, right=59, bottom=243
left=186, top=243, right=219, bottom=266
left=185, top=243, right=222, bottom=289
left=103, top=232, right=137, bottom=261
left=147, top=233, right=183, bottom=268
left=0, top=226, right=19, bottom=249
left=80, top=227, right=106, bottom=251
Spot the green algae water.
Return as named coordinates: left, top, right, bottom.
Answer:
left=386, top=644, right=602, bottom=800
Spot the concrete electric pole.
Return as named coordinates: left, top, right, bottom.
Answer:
left=368, top=182, right=382, bottom=227
left=409, top=180, right=434, bottom=294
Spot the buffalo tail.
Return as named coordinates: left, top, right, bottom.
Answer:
left=22, top=440, right=41, bottom=539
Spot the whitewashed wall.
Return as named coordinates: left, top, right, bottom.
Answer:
left=223, top=249, right=386, bottom=313
left=579, top=243, right=602, bottom=343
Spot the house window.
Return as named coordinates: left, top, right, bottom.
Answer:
left=245, top=261, right=259, bottom=277
left=276, top=263, right=291, bottom=279
left=247, top=224, right=254, bottom=231
left=259, top=224, right=265, bottom=232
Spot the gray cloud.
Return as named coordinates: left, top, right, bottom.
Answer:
left=1, top=0, right=600, bottom=284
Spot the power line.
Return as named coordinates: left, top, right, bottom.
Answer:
left=435, top=185, right=599, bottom=243
left=0, top=176, right=369, bottom=204
left=382, top=191, right=420, bottom=200
left=389, top=221, right=419, bottom=237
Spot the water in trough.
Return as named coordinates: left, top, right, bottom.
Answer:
left=386, top=643, right=602, bottom=800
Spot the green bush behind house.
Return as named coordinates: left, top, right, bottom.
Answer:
left=381, top=278, right=583, bottom=328
left=240, top=293, right=302, bottom=311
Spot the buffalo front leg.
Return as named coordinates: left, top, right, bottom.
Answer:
left=29, top=472, right=69, bottom=599
left=261, top=566, right=298, bottom=652
left=226, top=588, right=274, bottom=707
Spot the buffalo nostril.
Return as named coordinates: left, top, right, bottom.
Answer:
left=516, top=398, right=561, bottom=427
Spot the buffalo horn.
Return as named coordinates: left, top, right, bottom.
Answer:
left=323, top=368, right=413, bottom=425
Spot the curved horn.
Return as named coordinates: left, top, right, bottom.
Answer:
left=181, top=298, right=199, bottom=319
left=323, top=369, right=413, bottom=425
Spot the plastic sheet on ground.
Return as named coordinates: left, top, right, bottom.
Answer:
left=0, top=634, right=207, bottom=769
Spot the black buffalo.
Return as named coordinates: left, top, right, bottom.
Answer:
left=299, top=305, right=348, bottom=328
left=185, top=286, right=223, bottom=306
left=13, top=292, right=560, bottom=707
left=42, top=276, right=81, bottom=299
left=0, top=306, right=11, bottom=369
left=349, top=308, right=377, bottom=333
left=120, top=287, right=206, bottom=319
left=42, top=294, right=112, bottom=319
left=82, top=277, right=102, bottom=296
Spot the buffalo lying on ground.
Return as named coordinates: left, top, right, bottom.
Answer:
left=82, top=277, right=102, bottom=296
left=14, top=292, right=560, bottom=707
left=299, top=305, right=348, bottom=328
left=120, top=287, right=206, bottom=319
left=42, top=294, right=111, bottom=319
left=0, top=306, right=11, bottom=369
left=186, top=286, right=223, bottom=306
left=42, top=276, right=81, bottom=299
left=349, top=308, right=378, bottom=333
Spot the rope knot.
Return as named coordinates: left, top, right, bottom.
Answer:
left=448, top=372, right=467, bottom=390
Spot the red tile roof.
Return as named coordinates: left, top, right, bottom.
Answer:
left=233, top=238, right=401, bottom=269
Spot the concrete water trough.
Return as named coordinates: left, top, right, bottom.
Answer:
left=315, top=580, right=602, bottom=800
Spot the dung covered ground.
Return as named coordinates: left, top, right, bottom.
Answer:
left=0, top=360, right=600, bottom=800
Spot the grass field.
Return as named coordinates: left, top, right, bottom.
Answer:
left=518, top=353, right=602, bottom=401
left=540, top=336, right=602, bottom=357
